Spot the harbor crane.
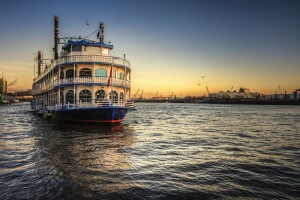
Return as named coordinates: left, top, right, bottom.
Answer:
left=133, top=89, right=140, bottom=99
left=139, top=90, right=144, bottom=100
left=206, top=86, right=210, bottom=95
left=278, top=85, right=283, bottom=95
left=170, top=92, right=173, bottom=99
left=155, top=91, right=159, bottom=98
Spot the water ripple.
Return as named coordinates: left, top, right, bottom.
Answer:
left=0, top=103, right=300, bottom=199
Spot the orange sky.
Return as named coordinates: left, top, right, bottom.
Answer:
left=2, top=55, right=299, bottom=97
left=0, top=1, right=299, bottom=97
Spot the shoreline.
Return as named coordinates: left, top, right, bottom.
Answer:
left=135, top=99, right=300, bottom=105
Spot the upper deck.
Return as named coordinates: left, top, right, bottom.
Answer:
left=33, top=54, right=130, bottom=84
left=34, top=38, right=131, bottom=84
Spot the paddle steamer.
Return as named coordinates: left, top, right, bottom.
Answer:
left=32, top=16, right=135, bottom=123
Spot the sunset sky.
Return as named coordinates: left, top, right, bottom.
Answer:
left=0, top=0, right=299, bottom=97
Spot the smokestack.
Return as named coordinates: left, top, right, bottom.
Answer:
left=54, top=16, right=59, bottom=60
left=38, top=51, right=43, bottom=75
left=99, top=22, right=104, bottom=43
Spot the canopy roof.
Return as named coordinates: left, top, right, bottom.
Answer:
left=62, top=39, right=113, bottom=50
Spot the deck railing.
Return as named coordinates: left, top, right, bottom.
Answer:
left=33, top=55, right=130, bottom=83
left=41, top=100, right=135, bottom=111
left=33, top=77, right=130, bottom=94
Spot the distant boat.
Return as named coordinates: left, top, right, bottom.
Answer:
left=31, top=16, right=135, bottom=123
left=2, top=100, right=9, bottom=104
left=195, top=99, right=209, bottom=103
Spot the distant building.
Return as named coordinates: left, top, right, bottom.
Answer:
left=265, top=94, right=294, bottom=99
left=208, top=87, right=260, bottom=99
left=265, top=89, right=300, bottom=100
left=15, top=89, right=33, bottom=96
left=0, top=77, right=7, bottom=93
left=293, top=89, right=300, bottom=99
left=239, top=87, right=250, bottom=93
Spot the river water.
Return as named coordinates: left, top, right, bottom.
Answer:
left=0, top=103, right=299, bottom=199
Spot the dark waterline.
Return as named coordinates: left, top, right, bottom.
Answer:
left=0, top=103, right=300, bottom=199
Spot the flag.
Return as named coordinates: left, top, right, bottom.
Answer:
left=107, top=65, right=113, bottom=87
left=97, top=31, right=100, bottom=38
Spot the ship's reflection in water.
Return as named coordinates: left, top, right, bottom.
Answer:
left=32, top=122, right=137, bottom=199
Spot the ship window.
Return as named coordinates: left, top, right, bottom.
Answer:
left=120, top=92, right=124, bottom=101
left=95, top=90, right=106, bottom=102
left=119, top=73, right=125, bottom=80
left=114, top=70, right=117, bottom=78
left=66, top=90, right=74, bottom=103
left=95, top=69, right=107, bottom=77
left=109, top=90, right=118, bottom=101
left=85, top=46, right=100, bottom=52
left=79, top=89, right=92, bottom=103
left=60, top=71, right=64, bottom=79
left=72, top=45, right=82, bottom=52
left=102, top=49, right=108, bottom=55
left=79, top=68, right=92, bottom=77
left=66, top=69, right=75, bottom=78
left=60, top=91, right=64, bottom=104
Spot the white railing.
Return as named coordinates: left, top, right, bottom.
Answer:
left=33, top=55, right=130, bottom=83
left=44, top=100, right=135, bottom=111
left=32, top=77, right=131, bottom=94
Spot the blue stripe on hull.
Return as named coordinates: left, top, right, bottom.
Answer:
left=53, top=107, right=128, bottom=123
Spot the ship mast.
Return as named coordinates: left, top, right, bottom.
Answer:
left=54, top=16, right=59, bottom=60
left=99, top=22, right=113, bottom=102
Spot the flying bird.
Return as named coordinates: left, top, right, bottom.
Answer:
left=201, top=76, right=206, bottom=78
left=198, top=83, right=201, bottom=86
left=85, top=19, right=90, bottom=25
